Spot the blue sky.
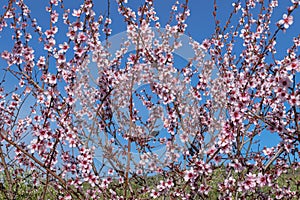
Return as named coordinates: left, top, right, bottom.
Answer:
left=1, top=0, right=299, bottom=85
left=1, top=1, right=299, bottom=167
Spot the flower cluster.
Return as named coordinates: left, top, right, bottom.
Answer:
left=0, top=0, right=299, bottom=199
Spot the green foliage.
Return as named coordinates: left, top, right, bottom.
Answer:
left=0, top=167, right=299, bottom=199
left=0, top=171, right=59, bottom=200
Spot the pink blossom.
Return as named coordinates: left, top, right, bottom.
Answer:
left=278, top=14, right=293, bottom=29
left=150, top=189, right=160, bottom=198
left=59, top=42, right=69, bottom=52
left=72, top=9, right=81, bottom=17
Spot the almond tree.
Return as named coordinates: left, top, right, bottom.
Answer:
left=0, top=0, right=299, bottom=199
